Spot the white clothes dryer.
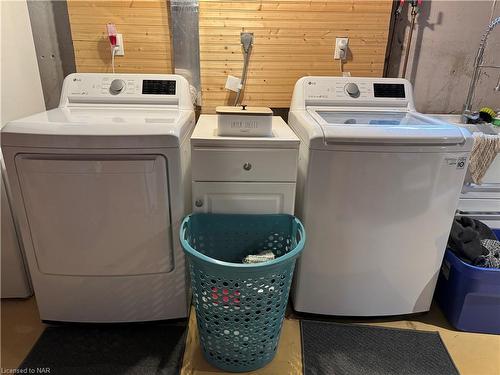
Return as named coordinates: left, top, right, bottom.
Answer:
left=1, top=73, right=195, bottom=322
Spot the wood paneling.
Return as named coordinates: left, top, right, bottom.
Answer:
left=199, top=0, right=393, bottom=112
left=67, top=0, right=173, bottom=74
left=66, top=0, right=393, bottom=112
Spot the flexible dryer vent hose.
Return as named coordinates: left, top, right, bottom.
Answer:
left=234, top=32, right=254, bottom=106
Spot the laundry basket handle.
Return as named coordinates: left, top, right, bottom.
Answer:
left=294, top=217, right=306, bottom=250
left=181, top=218, right=190, bottom=242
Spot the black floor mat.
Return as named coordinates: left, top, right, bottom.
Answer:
left=19, top=323, right=187, bottom=375
left=301, top=320, right=458, bottom=375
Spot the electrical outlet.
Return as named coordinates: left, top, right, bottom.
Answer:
left=115, top=33, right=124, bottom=56
left=334, top=37, right=349, bottom=60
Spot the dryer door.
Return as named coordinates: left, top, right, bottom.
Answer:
left=15, top=154, right=173, bottom=276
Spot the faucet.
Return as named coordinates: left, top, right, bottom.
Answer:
left=462, top=16, right=500, bottom=123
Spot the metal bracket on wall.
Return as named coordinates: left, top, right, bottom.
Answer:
left=169, top=0, right=202, bottom=106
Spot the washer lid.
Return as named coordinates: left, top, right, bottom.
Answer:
left=308, top=109, right=469, bottom=146
left=1, top=107, right=194, bottom=148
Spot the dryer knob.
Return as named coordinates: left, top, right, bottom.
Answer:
left=345, top=83, right=360, bottom=98
left=109, top=79, right=126, bottom=95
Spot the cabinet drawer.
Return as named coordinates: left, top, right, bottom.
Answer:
left=192, top=148, right=298, bottom=182
left=192, top=181, right=295, bottom=214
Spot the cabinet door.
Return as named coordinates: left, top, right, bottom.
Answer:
left=192, top=182, right=295, bottom=214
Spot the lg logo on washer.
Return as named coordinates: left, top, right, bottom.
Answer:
left=446, top=157, right=467, bottom=169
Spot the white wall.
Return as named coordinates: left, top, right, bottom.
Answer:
left=1, top=0, right=45, bottom=127
left=1, top=0, right=44, bottom=298
left=387, top=0, right=500, bottom=114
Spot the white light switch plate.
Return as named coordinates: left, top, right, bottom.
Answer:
left=115, top=33, right=124, bottom=56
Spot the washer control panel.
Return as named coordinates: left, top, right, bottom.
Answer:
left=294, top=77, right=413, bottom=109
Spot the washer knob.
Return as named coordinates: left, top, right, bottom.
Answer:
left=109, top=79, right=126, bottom=95
left=345, top=83, right=360, bottom=98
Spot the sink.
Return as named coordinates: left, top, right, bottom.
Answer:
left=428, top=114, right=464, bottom=125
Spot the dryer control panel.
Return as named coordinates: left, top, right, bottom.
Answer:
left=290, top=77, right=414, bottom=110
left=59, top=73, right=193, bottom=110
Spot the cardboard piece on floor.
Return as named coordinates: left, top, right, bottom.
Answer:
left=181, top=307, right=302, bottom=374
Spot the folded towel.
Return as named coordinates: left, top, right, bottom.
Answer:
left=468, top=132, right=500, bottom=184
left=242, top=250, right=275, bottom=264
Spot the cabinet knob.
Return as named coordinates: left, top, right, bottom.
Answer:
left=195, top=199, right=204, bottom=207
left=243, top=162, right=252, bottom=171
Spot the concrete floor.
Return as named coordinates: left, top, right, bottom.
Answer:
left=1, top=298, right=44, bottom=371
left=1, top=298, right=499, bottom=374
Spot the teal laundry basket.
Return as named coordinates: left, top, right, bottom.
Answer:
left=180, top=213, right=305, bottom=372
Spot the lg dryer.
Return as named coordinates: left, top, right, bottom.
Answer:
left=1, top=73, right=195, bottom=322
left=288, top=77, right=472, bottom=316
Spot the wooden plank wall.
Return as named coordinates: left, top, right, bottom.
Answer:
left=67, top=0, right=393, bottom=112
left=199, top=0, right=393, bottom=112
left=67, top=0, right=173, bottom=74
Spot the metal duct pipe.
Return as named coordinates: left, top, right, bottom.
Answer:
left=169, top=0, right=202, bottom=106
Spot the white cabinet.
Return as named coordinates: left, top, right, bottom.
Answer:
left=191, top=115, right=300, bottom=214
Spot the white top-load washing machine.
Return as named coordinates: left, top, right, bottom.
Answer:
left=288, top=77, right=472, bottom=316
left=1, top=73, right=195, bottom=322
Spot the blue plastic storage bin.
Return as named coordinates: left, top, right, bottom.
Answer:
left=435, top=229, right=500, bottom=334
left=180, top=213, right=306, bottom=372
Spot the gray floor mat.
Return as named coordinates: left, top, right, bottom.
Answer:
left=301, top=320, right=459, bottom=375
left=19, top=323, right=187, bottom=375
